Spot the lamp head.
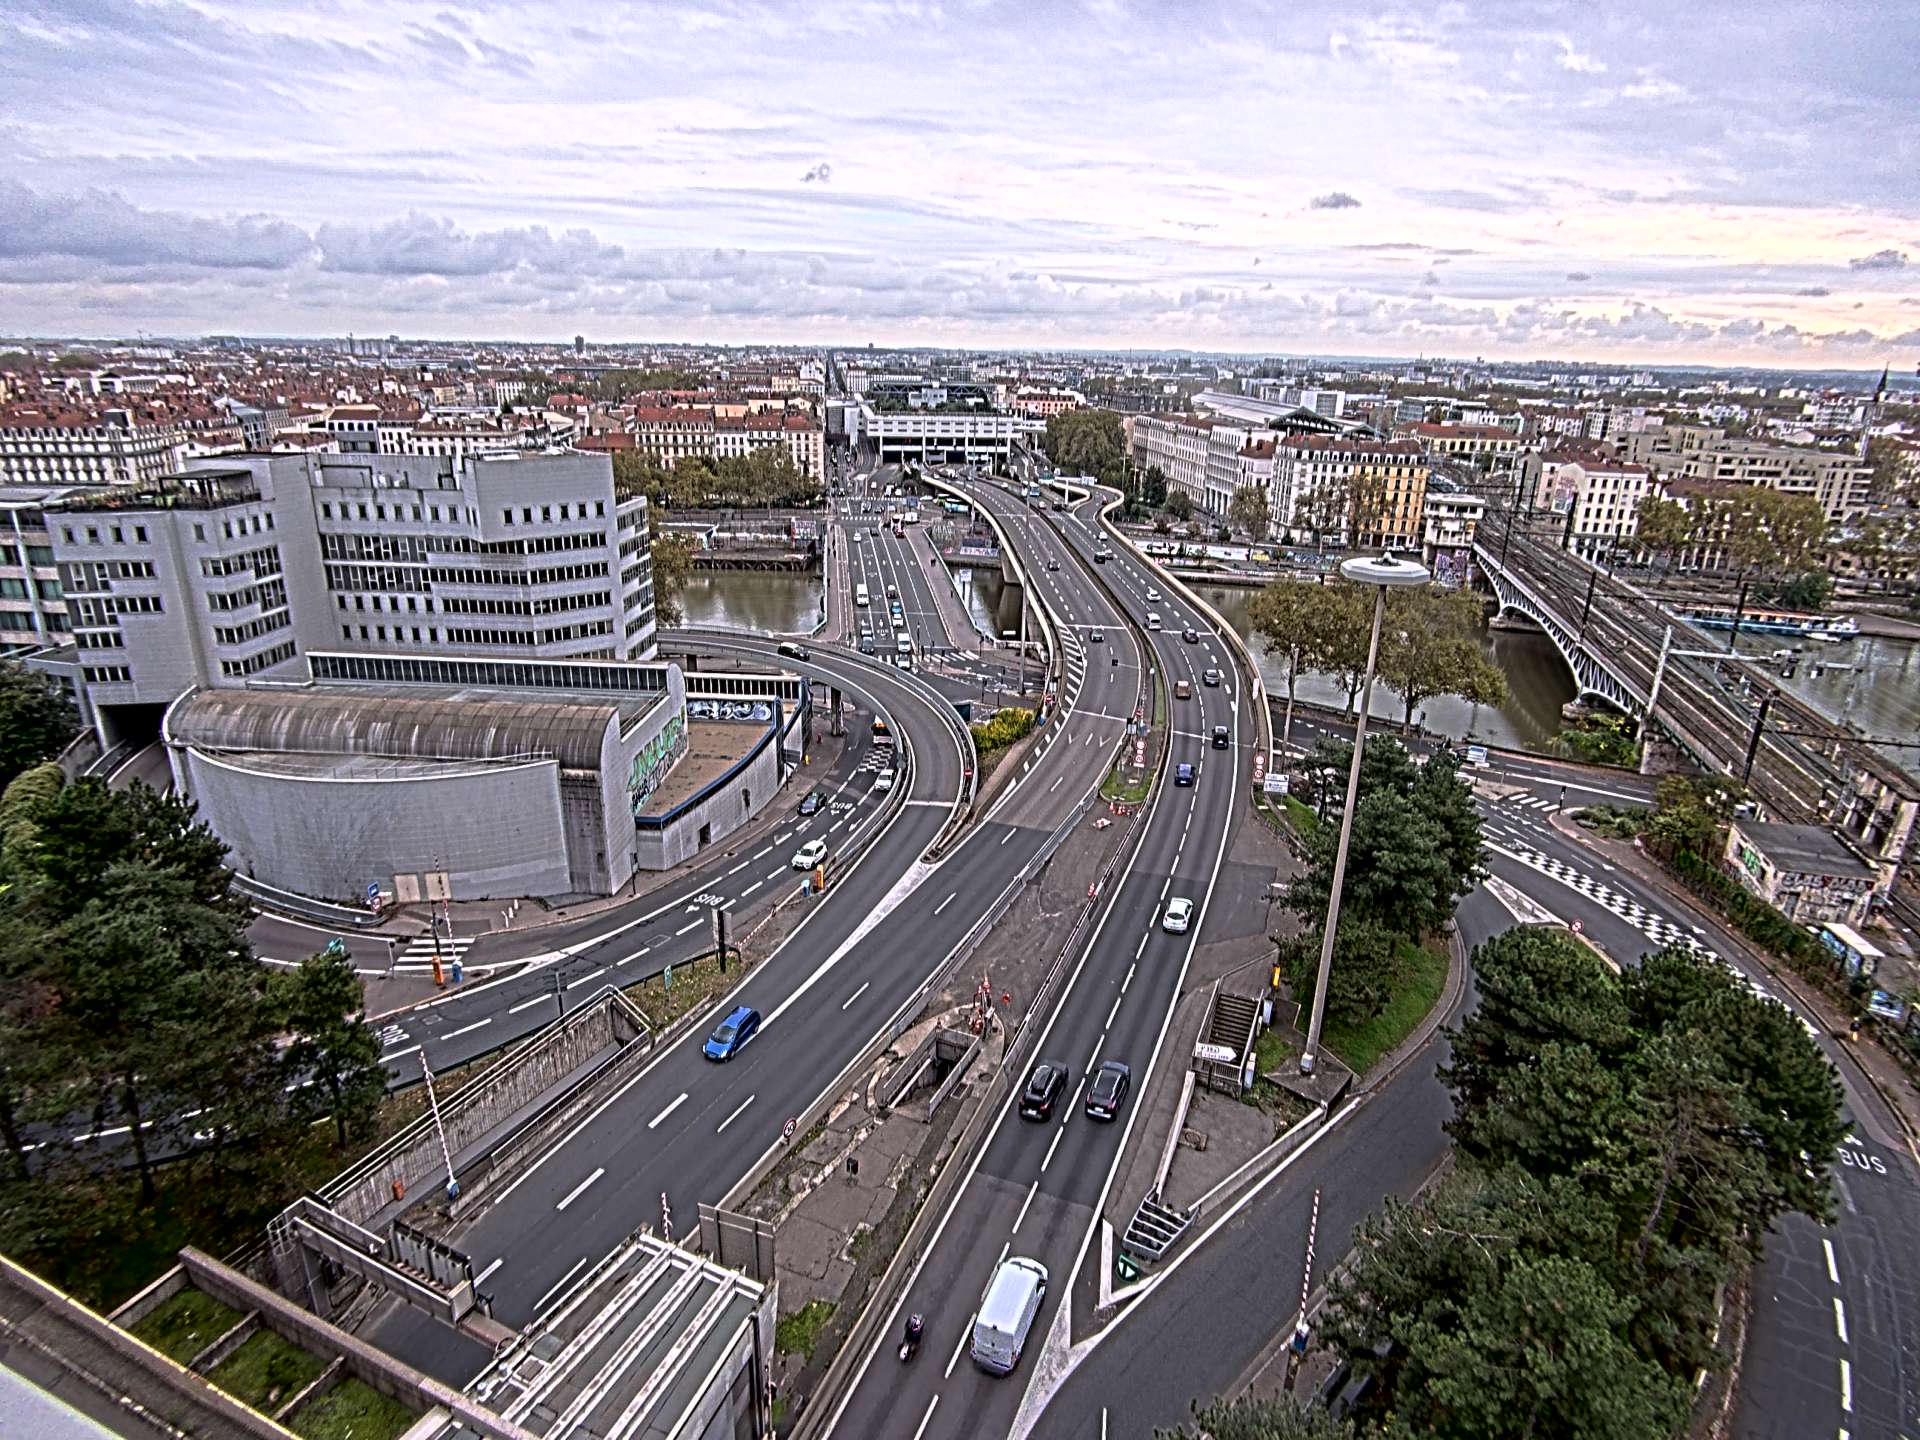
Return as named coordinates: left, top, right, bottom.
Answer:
left=1339, top=551, right=1432, bottom=588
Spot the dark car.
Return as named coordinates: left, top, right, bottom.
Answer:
left=1085, top=1061, right=1131, bottom=1121
left=1183, top=627, right=1199, bottom=643
left=797, top=789, right=826, bottom=815
left=1019, top=1060, right=1068, bottom=1120
left=858, top=637, right=877, bottom=655
left=703, top=1005, right=761, bottom=1062
left=776, top=641, right=811, bottom=662
left=1202, top=668, right=1221, bottom=687
left=1174, top=762, right=1195, bottom=787
left=1211, top=725, right=1230, bottom=750
left=1047, top=558, right=1060, bottom=571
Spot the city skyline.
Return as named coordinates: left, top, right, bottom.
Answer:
left=3, top=0, right=1917, bottom=363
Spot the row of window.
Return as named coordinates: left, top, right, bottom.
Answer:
left=440, top=590, right=610, bottom=617
left=220, top=640, right=296, bottom=678
left=207, top=578, right=288, bottom=613
left=214, top=610, right=291, bottom=646
left=0, top=577, right=61, bottom=600
left=499, top=501, right=608, bottom=526
left=0, top=544, right=56, bottom=567
left=0, top=610, right=43, bottom=632
left=62, top=522, right=151, bottom=546
left=84, top=665, right=132, bottom=684
left=76, top=629, right=123, bottom=648
left=201, top=547, right=283, bottom=579
left=443, top=619, right=614, bottom=647
left=319, top=498, right=477, bottom=525
left=429, top=561, right=614, bottom=588
left=325, top=564, right=431, bottom=595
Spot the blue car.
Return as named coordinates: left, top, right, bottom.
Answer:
left=703, top=1005, right=761, bottom=1061
left=1175, top=763, right=1195, bottom=786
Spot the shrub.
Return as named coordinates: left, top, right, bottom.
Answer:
left=969, top=706, right=1038, bottom=755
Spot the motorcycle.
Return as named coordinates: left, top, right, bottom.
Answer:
left=898, top=1312, right=925, bottom=1362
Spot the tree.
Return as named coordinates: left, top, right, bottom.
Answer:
left=1640, top=773, right=1740, bottom=862
left=274, top=950, right=387, bottom=1148
left=1158, top=1398, right=1357, bottom=1440
left=1042, top=409, right=1126, bottom=485
left=1632, top=496, right=1695, bottom=571
left=1699, top=486, right=1831, bottom=644
left=1164, top=488, right=1195, bottom=522
left=1137, top=464, right=1169, bottom=512
left=1248, top=580, right=1356, bottom=736
left=1864, top=435, right=1908, bottom=504
left=650, top=533, right=697, bottom=626
left=1279, top=915, right=1401, bottom=1027
left=0, top=661, right=80, bottom=794
left=1228, top=484, right=1272, bottom=541
left=1378, top=588, right=1507, bottom=732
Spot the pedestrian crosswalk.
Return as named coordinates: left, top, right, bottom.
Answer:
left=1495, top=792, right=1560, bottom=812
left=391, top=933, right=474, bottom=970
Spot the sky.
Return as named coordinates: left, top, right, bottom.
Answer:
left=2, top=0, right=1917, bottom=365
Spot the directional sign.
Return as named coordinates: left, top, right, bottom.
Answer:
left=367, top=882, right=381, bottom=899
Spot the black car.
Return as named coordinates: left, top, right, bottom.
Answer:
left=1047, top=558, right=1060, bottom=571
left=1085, top=1061, right=1131, bottom=1121
left=1183, top=627, right=1199, bottom=643
left=777, top=641, right=811, bottom=661
left=797, top=789, right=826, bottom=815
left=1175, top=762, right=1195, bottom=786
left=1019, top=1060, right=1068, bottom=1121
left=1211, top=725, right=1230, bottom=750
left=858, top=637, right=877, bottom=655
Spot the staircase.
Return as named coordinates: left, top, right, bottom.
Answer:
left=1206, top=992, right=1260, bottom=1053
left=1122, top=1197, right=1191, bottom=1262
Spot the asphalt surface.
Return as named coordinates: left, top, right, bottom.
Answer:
left=360, top=461, right=1140, bottom=1386
left=826, top=475, right=1259, bottom=1440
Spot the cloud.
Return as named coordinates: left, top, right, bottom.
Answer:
left=1309, top=192, right=1361, bottom=210
left=1565, top=272, right=1592, bottom=282
left=1848, top=249, right=1908, bottom=271
left=1794, top=286, right=1832, bottom=297
left=1555, top=38, right=1607, bottom=74
left=800, top=162, right=833, bottom=184
left=0, top=181, right=312, bottom=270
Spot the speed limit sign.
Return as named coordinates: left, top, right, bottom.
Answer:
left=1570, top=920, right=1584, bottom=935
left=782, top=1116, right=797, bottom=1141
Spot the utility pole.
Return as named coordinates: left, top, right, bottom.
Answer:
left=420, top=1056, right=460, bottom=1202
left=1639, top=626, right=1674, bottom=743
left=1577, top=564, right=1599, bottom=645
left=1742, top=688, right=1775, bottom=785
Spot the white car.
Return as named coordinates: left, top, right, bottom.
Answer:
left=1162, top=897, right=1194, bottom=934
left=1146, top=586, right=1162, bottom=602
left=791, top=839, right=828, bottom=870
left=873, top=767, right=896, bottom=793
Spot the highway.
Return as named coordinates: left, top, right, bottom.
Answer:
left=359, top=461, right=1144, bottom=1391
left=826, top=474, right=1257, bottom=1440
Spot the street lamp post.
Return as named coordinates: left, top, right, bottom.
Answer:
left=1300, top=552, right=1431, bottom=1077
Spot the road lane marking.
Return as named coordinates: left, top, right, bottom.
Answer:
left=534, top=1256, right=589, bottom=1313
left=726, top=861, right=750, bottom=876
left=934, top=891, right=956, bottom=915
left=675, top=920, right=701, bottom=936
left=1041, top=1127, right=1064, bottom=1172
left=1106, top=994, right=1122, bottom=1029
left=508, top=994, right=551, bottom=1015
left=718, top=1095, right=756, bottom=1134
left=944, top=1321, right=970, bottom=1378
left=1012, top=1179, right=1039, bottom=1235
left=566, top=967, right=607, bottom=990
left=648, top=1092, right=688, bottom=1130
left=476, top=1257, right=504, bottom=1285
left=842, top=980, right=871, bottom=1010
left=556, top=1167, right=604, bottom=1212
left=1834, top=1296, right=1849, bottom=1344
left=1840, top=1357, right=1852, bottom=1412
left=1123, top=962, right=1135, bottom=993
left=443, top=1017, right=492, bottom=1041
left=1824, top=1236, right=1840, bottom=1284
left=740, top=880, right=763, bottom=897
left=380, top=1045, right=421, bottom=1064
left=1001, top=829, right=1017, bottom=845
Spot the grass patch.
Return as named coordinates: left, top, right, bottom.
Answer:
left=624, top=949, right=743, bottom=1033
left=290, top=1377, right=415, bottom=1440
left=209, top=1330, right=327, bottom=1413
left=1253, top=1026, right=1293, bottom=1078
left=1281, top=795, right=1319, bottom=835
left=130, top=1288, right=243, bottom=1366
left=775, top=1298, right=837, bottom=1360
left=1323, top=937, right=1449, bottom=1076
left=1576, top=803, right=1644, bottom=839
left=1100, top=760, right=1155, bottom=805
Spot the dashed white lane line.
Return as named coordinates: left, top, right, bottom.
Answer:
left=675, top=920, right=701, bottom=936
left=647, top=1092, right=688, bottom=1130
left=443, top=1017, right=492, bottom=1041
left=380, top=1045, right=421, bottom=1064
left=842, top=981, right=870, bottom=1010
left=1001, top=829, right=1018, bottom=846
left=740, top=880, right=764, bottom=897
left=566, top=967, right=607, bottom=990
left=1840, top=1357, right=1852, bottom=1412
left=718, top=1095, right=756, bottom=1134
left=726, top=861, right=750, bottom=876
left=556, top=1167, right=605, bottom=1212
left=534, top=1256, right=590, bottom=1314
left=1106, top=993, right=1122, bottom=1029
left=1824, top=1236, right=1840, bottom=1284
left=943, top=1320, right=970, bottom=1378
left=1833, top=1296, right=1849, bottom=1344
left=1041, top=1127, right=1065, bottom=1173
left=1012, top=1179, right=1039, bottom=1235
left=475, top=1256, right=504, bottom=1285
left=508, top=994, right=550, bottom=1015
left=934, top=891, right=957, bottom=916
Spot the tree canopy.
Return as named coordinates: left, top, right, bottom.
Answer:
left=1042, top=408, right=1126, bottom=486
left=612, top=446, right=819, bottom=510
left=1229, top=485, right=1274, bottom=541
left=0, top=661, right=80, bottom=794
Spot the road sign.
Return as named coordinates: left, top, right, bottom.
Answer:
left=1570, top=920, right=1584, bottom=935
left=782, top=1117, right=798, bottom=1141
left=1465, top=744, right=1490, bottom=768
left=367, top=882, right=381, bottom=899
left=1264, top=772, right=1289, bottom=796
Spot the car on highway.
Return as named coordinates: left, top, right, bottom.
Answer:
left=873, top=767, right=896, bottom=793
left=791, top=838, right=828, bottom=870
left=1085, top=1060, right=1131, bottom=1121
left=1094, top=548, right=1110, bottom=563
left=1183, top=627, right=1199, bottom=643
left=971, top=1257, right=1048, bottom=1375
left=1174, top=678, right=1191, bottom=700
left=1089, top=628, right=1104, bottom=643
left=858, top=637, right=876, bottom=655
left=1175, top=762, right=1195, bottom=786
left=1146, top=586, right=1161, bottom=602
left=886, top=586, right=899, bottom=600
left=1202, top=668, right=1221, bottom=687
left=796, top=789, right=826, bottom=815
left=1018, top=1060, right=1068, bottom=1120
left=1047, top=558, right=1059, bottom=571
left=702, top=1005, right=761, bottom=1062
left=854, top=529, right=867, bottom=542
left=776, top=641, right=810, bottom=661
left=1212, top=724, right=1230, bottom=749
left=1162, top=897, right=1193, bottom=933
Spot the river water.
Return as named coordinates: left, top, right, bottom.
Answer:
left=676, top=570, right=1918, bottom=762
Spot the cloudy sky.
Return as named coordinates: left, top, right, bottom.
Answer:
left=2, top=0, right=1917, bottom=363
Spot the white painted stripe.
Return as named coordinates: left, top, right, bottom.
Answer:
left=556, top=1167, right=604, bottom=1212
left=380, top=1045, right=421, bottom=1064
left=508, top=994, right=551, bottom=1016
left=475, top=1257, right=504, bottom=1285
left=1012, top=1179, right=1039, bottom=1235
left=842, top=981, right=870, bottom=1011
left=740, top=880, right=763, bottom=897
left=648, top=1092, right=689, bottom=1130
left=1042, top=1127, right=1064, bottom=1172
left=443, top=1017, right=492, bottom=1041
left=1834, top=1296, right=1849, bottom=1345
left=717, top=1095, right=756, bottom=1134
left=533, top=1256, right=589, bottom=1314
left=566, top=967, right=607, bottom=990
left=934, top=891, right=956, bottom=916
left=675, top=920, right=701, bottom=936
left=1824, top=1236, right=1840, bottom=1284
left=1840, top=1357, right=1852, bottom=1412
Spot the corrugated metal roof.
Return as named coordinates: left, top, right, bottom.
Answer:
left=168, top=687, right=616, bottom=769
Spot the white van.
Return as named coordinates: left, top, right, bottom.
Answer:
left=895, top=636, right=913, bottom=658
left=1146, top=612, right=1163, bottom=631
left=971, top=1256, right=1048, bottom=1374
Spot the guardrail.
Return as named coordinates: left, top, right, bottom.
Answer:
left=235, top=873, right=386, bottom=931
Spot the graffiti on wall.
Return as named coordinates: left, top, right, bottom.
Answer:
left=628, top=712, right=688, bottom=817
left=688, top=699, right=776, bottom=723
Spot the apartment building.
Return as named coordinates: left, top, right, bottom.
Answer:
left=1519, top=442, right=1653, bottom=560
left=1421, top=488, right=1485, bottom=582
left=1273, top=435, right=1430, bottom=549
left=1621, top=425, right=1872, bottom=523
left=1129, top=413, right=1271, bottom=517
left=46, top=450, right=655, bottom=743
left=1396, top=421, right=1524, bottom=468
left=1007, top=387, right=1085, bottom=420
left=0, top=484, right=106, bottom=646
left=626, top=406, right=825, bottom=482
left=0, top=405, right=190, bottom=487
left=712, top=410, right=824, bottom=482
